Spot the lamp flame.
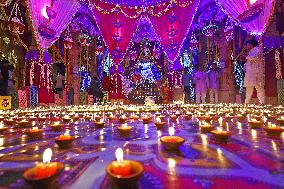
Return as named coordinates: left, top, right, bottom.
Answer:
left=43, top=148, right=52, bottom=163
left=115, top=148, right=123, bottom=163
left=217, top=127, right=223, bottom=132
left=64, top=129, right=70, bottom=136
left=169, top=127, right=175, bottom=136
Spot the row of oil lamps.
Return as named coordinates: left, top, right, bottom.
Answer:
left=0, top=104, right=284, bottom=188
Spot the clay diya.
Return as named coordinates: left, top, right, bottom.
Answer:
left=277, top=116, right=284, bottom=126
left=62, top=115, right=72, bottom=123
left=170, top=115, right=178, bottom=122
left=4, top=119, right=14, bottom=126
left=117, top=124, right=133, bottom=137
left=84, top=115, right=93, bottom=121
left=141, top=116, right=151, bottom=124
left=72, top=114, right=80, bottom=122
left=248, top=119, right=263, bottom=129
left=109, top=114, right=117, bottom=122
left=23, top=148, right=64, bottom=188
left=0, top=123, right=8, bottom=134
left=199, top=122, right=214, bottom=133
left=94, top=119, right=105, bottom=129
left=160, top=127, right=185, bottom=151
left=211, top=127, right=231, bottom=142
left=55, top=130, right=75, bottom=149
left=25, top=127, right=43, bottom=140
left=264, top=123, right=284, bottom=136
left=50, top=122, right=63, bottom=132
left=183, top=113, right=193, bottom=121
left=131, top=114, right=139, bottom=121
left=158, top=115, right=166, bottom=122
left=154, top=117, right=166, bottom=130
left=18, top=119, right=31, bottom=127
left=119, top=115, right=128, bottom=124
left=106, top=148, right=143, bottom=189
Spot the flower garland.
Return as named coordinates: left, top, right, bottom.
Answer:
left=275, top=49, right=282, bottom=80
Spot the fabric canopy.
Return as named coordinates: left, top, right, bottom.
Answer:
left=149, top=0, right=200, bottom=61
left=216, top=0, right=275, bottom=35
left=27, top=0, right=79, bottom=49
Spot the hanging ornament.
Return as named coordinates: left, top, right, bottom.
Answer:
left=224, top=19, right=234, bottom=41
left=237, top=3, right=264, bottom=23
left=8, top=1, right=25, bottom=34
left=63, top=27, right=74, bottom=49
left=189, top=33, right=198, bottom=50
left=202, top=22, right=218, bottom=37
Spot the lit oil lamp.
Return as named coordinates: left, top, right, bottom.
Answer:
left=131, top=114, right=139, bottom=121
left=142, top=116, right=151, bottom=124
left=38, top=116, right=47, bottom=122
left=264, top=122, right=284, bottom=136
left=72, top=114, right=80, bottom=121
left=25, top=127, right=43, bottom=140
left=170, top=115, right=178, bottom=122
left=18, top=119, right=30, bottom=127
left=109, top=114, right=117, bottom=122
left=23, top=148, right=64, bottom=188
left=119, top=115, right=128, bottom=124
left=117, top=124, right=133, bottom=137
left=154, top=117, right=166, bottom=130
left=55, top=130, right=75, bottom=149
left=158, top=115, right=166, bottom=121
left=94, top=118, right=105, bottom=129
left=200, top=122, right=214, bottom=133
left=0, top=123, right=8, bottom=134
left=236, top=114, right=246, bottom=122
left=29, top=116, right=37, bottom=122
left=160, top=127, right=185, bottom=151
left=50, top=122, right=63, bottom=132
left=211, top=127, right=231, bottom=142
left=248, top=119, right=263, bottom=129
left=106, top=148, right=143, bottom=189
left=62, top=115, right=72, bottom=123
left=277, top=116, right=284, bottom=126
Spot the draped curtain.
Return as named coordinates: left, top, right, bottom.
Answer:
left=27, top=0, right=79, bottom=49
left=91, top=0, right=138, bottom=63
left=216, top=0, right=275, bottom=35
left=149, top=0, right=200, bottom=61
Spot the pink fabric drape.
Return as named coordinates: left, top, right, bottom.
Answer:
left=149, top=0, right=200, bottom=62
left=91, top=1, right=138, bottom=63
left=27, top=0, right=79, bottom=49
left=216, top=0, right=275, bottom=35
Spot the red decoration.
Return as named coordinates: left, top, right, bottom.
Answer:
left=8, top=17, right=25, bottom=34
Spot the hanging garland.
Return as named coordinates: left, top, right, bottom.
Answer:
left=275, top=49, right=282, bottom=80
left=224, top=19, right=234, bottom=41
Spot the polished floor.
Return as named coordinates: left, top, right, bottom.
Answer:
left=0, top=106, right=284, bottom=189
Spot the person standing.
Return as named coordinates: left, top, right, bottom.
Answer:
left=208, top=64, right=220, bottom=103
left=244, top=39, right=265, bottom=104
left=182, top=68, right=192, bottom=103
left=193, top=66, right=209, bottom=104
left=55, top=72, right=65, bottom=97
left=90, top=76, right=103, bottom=103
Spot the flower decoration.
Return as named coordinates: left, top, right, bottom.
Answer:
left=224, top=19, right=234, bottom=41
left=189, top=33, right=198, bottom=50
left=202, top=22, right=218, bottom=37
left=78, top=33, right=93, bottom=46
left=112, top=48, right=122, bottom=59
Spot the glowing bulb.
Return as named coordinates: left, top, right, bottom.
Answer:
left=43, top=148, right=52, bottom=163
left=115, top=148, right=123, bottom=163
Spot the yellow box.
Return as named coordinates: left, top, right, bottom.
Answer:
left=0, top=96, right=11, bottom=110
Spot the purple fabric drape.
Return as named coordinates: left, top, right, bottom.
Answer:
left=216, top=0, right=275, bottom=35
left=27, top=0, right=79, bottom=49
left=149, top=0, right=200, bottom=62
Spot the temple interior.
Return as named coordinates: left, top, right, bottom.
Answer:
left=0, top=0, right=284, bottom=188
